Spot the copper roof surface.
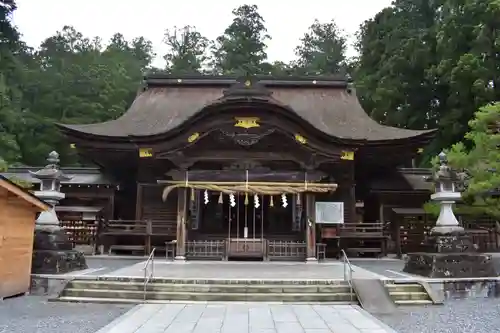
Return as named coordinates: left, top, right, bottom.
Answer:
left=58, top=76, right=435, bottom=142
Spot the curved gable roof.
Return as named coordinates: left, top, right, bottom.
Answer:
left=58, top=75, right=435, bottom=143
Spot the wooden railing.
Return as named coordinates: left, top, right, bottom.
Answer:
left=185, top=240, right=226, bottom=260
left=337, top=222, right=388, bottom=257
left=267, top=240, right=306, bottom=260
left=100, top=219, right=176, bottom=255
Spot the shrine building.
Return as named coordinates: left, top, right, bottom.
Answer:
left=52, top=74, right=435, bottom=260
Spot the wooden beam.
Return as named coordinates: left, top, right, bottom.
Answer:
left=165, top=169, right=328, bottom=182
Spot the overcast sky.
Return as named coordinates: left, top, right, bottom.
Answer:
left=13, top=0, right=393, bottom=68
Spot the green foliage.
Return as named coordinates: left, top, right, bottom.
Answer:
left=294, top=20, right=348, bottom=75
left=2, top=0, right=500, bottom=175
left=445, top=102, right=500, bottom=217
left=355, top=0, right=500, bottom=165
left=0, top=21, right=155, bottom=166
left=210, top=4, right=270, bottom=75
left=163, top=26, right=209, bottom=74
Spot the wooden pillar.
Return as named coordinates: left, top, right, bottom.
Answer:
left=347, top=164, right=356, bottom=224
left=305, top=193, right=317, bottom=262
left=135, top=183, right=143, bottom=220
left=175, top=188, right=187, bottom=260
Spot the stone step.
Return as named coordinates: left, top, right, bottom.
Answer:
left=395, top=299, right=434, bottom=305
left=385, top=283, right=425, bottom=293
left=61, top=288, right=356, bottom=302
left=389, top=291, right=430, bottom=301
left=67, top=281, right=352, bottom=294
left=54, top=296, right=356, bottom=305
left=83, top=277, right=347, bottom=286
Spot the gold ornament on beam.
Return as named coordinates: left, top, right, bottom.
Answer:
left=139, top=148, right=153, bottom=158
left=340, top=151, right=354, bottom=161
left=269, top=195, right=274, bottom=207
left=244, top=193, right=249, bottom=205
left=218, top=192, right=223, bottom=204
left=294, top=134, right=307, bottom=144
left=188, top=132, right=200, bottom=143
left=190, top=188, right=195, bottom=201
left=234, top=117, right=260, bottom=129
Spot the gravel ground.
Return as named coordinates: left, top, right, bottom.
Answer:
left=0, top=296, right=133, bottom=333
left=377, top=298, right=500, bottom=333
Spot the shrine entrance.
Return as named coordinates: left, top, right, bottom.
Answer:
left=199, top=192, right=294, bottom=259
left=159, top=170, right=338, bottom=261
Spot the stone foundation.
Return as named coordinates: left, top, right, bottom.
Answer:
left=32, top=249, right=87, bottom=274
left=403, top=252, right=495, bottom=278
left=31, top=227, right=87, bottom=274
left=403, top=231, right=496, bottom=278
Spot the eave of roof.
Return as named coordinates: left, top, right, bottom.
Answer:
left=1, top=167, right=115, bottom=185
left=56, top=75, right=437, bottom=145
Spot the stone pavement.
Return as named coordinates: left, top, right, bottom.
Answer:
left=95, top=303, right=398, bottom=333
left=102, top=261, right=386, bottom=280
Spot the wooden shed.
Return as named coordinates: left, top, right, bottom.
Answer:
left=0, top=175, right=49, bottom=299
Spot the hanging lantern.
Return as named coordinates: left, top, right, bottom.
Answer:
left=244, top=192, right=249, bottom=205
left=190, top=188, right=195, bottom=201
left=203, top=190, right=209, bottom=205
left=229, top=193, right=236, bottom=207
left=254, top=194, right=260, bottom=208
left=281, top=193, right=288, bottom=208
left=269, top=195, right=274, bottom=207
left=218, top=192, right=223, bottom=204
left=296, top=193, right=301, bottom=205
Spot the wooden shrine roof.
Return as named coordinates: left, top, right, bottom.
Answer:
left=370, top=168, right=433, bottom=192
left=57, top=75, right=436, bottom=144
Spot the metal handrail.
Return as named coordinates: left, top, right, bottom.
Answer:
left=142, top=247, right=156, bottom=302
left=341, top=249, right=354, bottom=301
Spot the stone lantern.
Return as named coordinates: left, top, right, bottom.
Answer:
left=403, top=151, right=495, bottom=278
left=428, top=151, right=464, bottom=234
left=30, top=151, right=87, bottom=274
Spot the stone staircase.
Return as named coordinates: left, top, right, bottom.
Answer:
left=386, top=282, right=434, bottom=305
left=54, top=277, right=436, bottom=306
left=55, top=277, right=357, bottom=304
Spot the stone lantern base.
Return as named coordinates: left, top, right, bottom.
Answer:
left=31, top=226, right=87, bottom=274
left=403, top=229, right=496, bottom=278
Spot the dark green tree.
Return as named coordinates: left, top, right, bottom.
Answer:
left=444, top=103, right=500, bottom=217
left=294, top=19, right=347, bottom=75
left=210, top=4, right=270, bottom=75
left=18, top=26, right=155, bottom=165
left=163, top=25, right=209, bottom=74
left=355, top=0, right=500, bottom=165
left=0, top=0, right=28, bottom=164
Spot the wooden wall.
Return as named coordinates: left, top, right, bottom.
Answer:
left=0, top=189, right=37, bottom=298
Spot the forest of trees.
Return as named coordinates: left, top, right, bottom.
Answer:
left=1, top=0, right=500, bottom=169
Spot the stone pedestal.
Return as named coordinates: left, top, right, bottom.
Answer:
left=31, top=226, right=87, bottom=274
left=403, top=230, right=495, bottom=278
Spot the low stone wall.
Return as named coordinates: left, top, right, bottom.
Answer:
left=29, top=275, right=71, bottom=297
